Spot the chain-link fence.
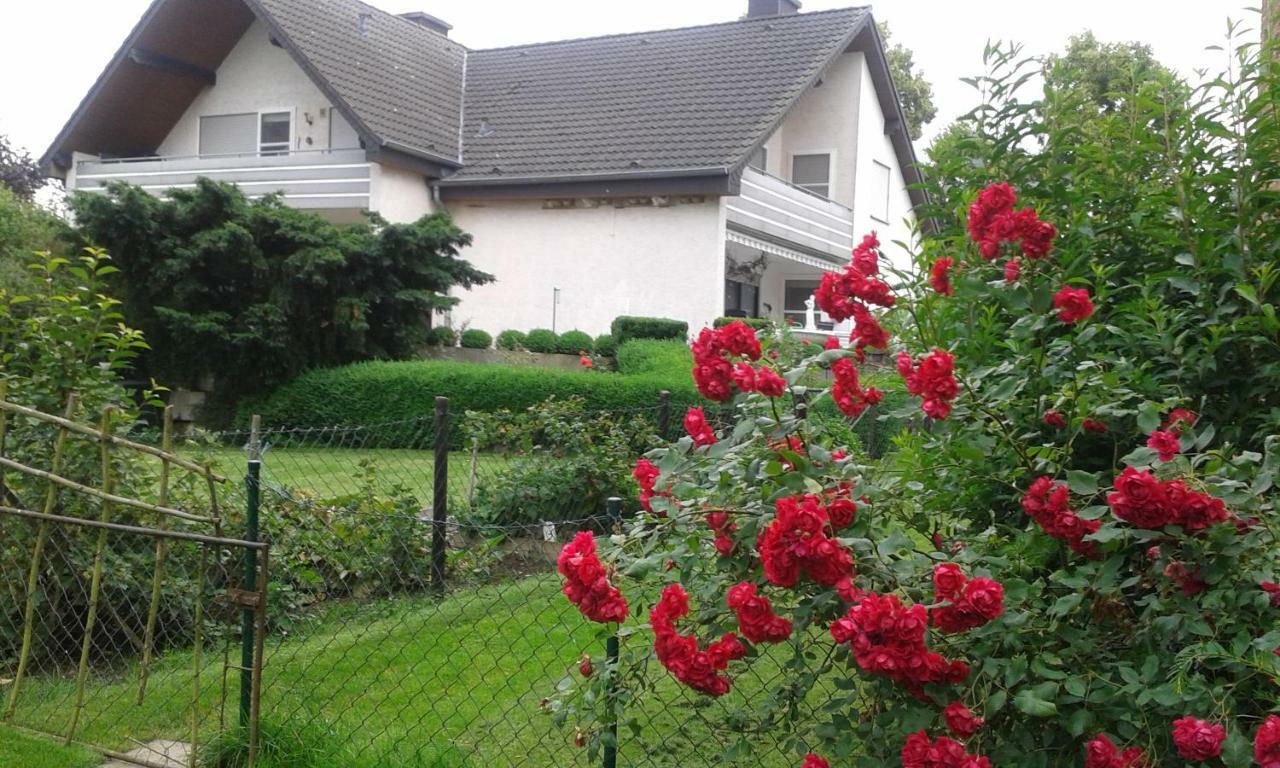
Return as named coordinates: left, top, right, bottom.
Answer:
left=3, top=392, right=871, bottom=767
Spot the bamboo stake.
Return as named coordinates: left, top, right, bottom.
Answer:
left=0, top=455, right=217, bottom=524
left=137, top=406, right=174, bottom=705
left=0, top=400, right=226, bottom=482
left=68, top=408, right=116, bottom=743
left=5, top=393, right=78, bottom=721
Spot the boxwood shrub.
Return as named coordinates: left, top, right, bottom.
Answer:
left=252, top=359, right=699, bottom=447
left=593, top=333, right=617, bottom=357
left=610, top=315, right=688, bottom=345
left=524, top=328, right=558, bottom=353
left=556, top=329, right=594, bottom=355
left=713, top=316, right=773, bottom=331
left=425, top=326, right=456, bottom=347
left=495, top=329, right=525, bottom=350
left=460, top=329, right=492, bottom=349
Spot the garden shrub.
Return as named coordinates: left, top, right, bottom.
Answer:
left=549, top=37, right=1280, bottom=763
left=615, top=339, right=692, bottom=378
left=610, top=315, right=688, bottom=345
left=523, top=328, right=558, bottom=353
left=556, top=329, right=594, bottom=355
left=713, top=316, right=772, bottom=331
left=252, top=359, right=697, bottom=447
left=495, top=329, right=526, bottom=351
left=593, top=333, right=617, bottom=357
left=425, top=325, right=456, bottom=347
left=459, top=329, right=492, bottom=349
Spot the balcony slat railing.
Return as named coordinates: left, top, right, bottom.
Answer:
left=726, top=167, right=855, bottom=260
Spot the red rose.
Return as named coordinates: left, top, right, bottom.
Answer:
left=823, top=335, right=840, bottom=350
left=1146, top=429, right=1181, bottom=461
left=943, top=700, right=984, bottom=737
left=579, top=655, right=593, bottom=677
left=1163, top=408, right=1198, bottom=434
left=1043, top=409, right=1067, bottom=429
left=1003, top=257, right=1022, bottom=282
left=802, top=753, right=831, bottom=768
left=1086, top=733, right=1146, bottom=768
left=930, top=257, right=954, bottom=296
left=755, top=366, right=788, bottom=397
left=1083, top=417, right=1108, bottom=433
left=1172, top=715, right=1226, bottom=760
left=932, top=562, right=967, bottom=600
left=1257, top=714, right=1280, bottom=768
left=683, top=406, right=717, bottom=447
left=1053, top=285, right=1095, bottom=323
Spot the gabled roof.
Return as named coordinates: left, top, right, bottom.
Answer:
left=450, top=8, right=868, bottom=184
left=43, top=0, right=924, bottom=208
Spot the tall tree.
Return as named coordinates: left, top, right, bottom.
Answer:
left=878, top=22, right=937, bottom=140
left=0, top=134, right=44, bottom=201
left=70, top=179, right=493, bottom=418
left=1043, top=31, right=1185, bottom=115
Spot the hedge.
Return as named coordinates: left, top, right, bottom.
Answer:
left=593, top=333, right=617, bottom=357
left=495, top=330, right=525, bottom=350
left=713, top=316, right=773, bottom=331
left=616, top=339, right=692, bottom=378
left=460, top=329, right=492, bottom=349
left=524, top=328, right=558, bottom=353
left=556, top=330, right=594, bottom=355
left=252, top=359, right=698, bottom=447
left=425, top=326, right=456, bottom=347
left=610, top=316, right=688, bottom=345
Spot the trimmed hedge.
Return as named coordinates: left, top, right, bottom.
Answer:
left=460, top=329, right=492, bottom=349
left=425, top=326, right=456, bottom=347
left=616, top=339, right=692, bottom=378
left=611, top=315, right=688, bottom=345
left=253, top=359, right=698, bottom=447
left=714, top=316, right=773, bottom=331
left=524, top=328, right=558, bottom=353
left=593, top=333, right=617, bottom=357
left=495, top=329, right=525, bottom=350
left=556, top=329, right=594, bottom=355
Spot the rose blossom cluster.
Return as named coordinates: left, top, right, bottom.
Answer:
left=1085, top=734, right=1147, bottom=768
left=1257, top=715, right=1280, bottom=768
left=814, top=233, right=893, bottom=360
left=897, top=348, right=961, bottom=420
left=650, top=583, right=746, bottom=696
left=831, top=356, right=884, bottom=417
left=1021, top=476, right=1102, bottom=558
left=1171, top=715, right=1226, bottom=760
left=829, top=591, right=969, bottom=692
left=633, top=457, right=670, bottom=515
left=967, top=181, right=1057, bottom=262
left=705, top=510, right=737, bottom=556
left=757, top=494, right=855, bottom=588
left=683, top=406, right=716, bottom=446
left=1053, top=285, right=1095, bottom=324
left=726, top=582, right=793, bottom=644
left=930, top=563, right=1005, bottom=634
left=930, top=256, right=954, bottom=296
left=943, top=701, right=984, bottom=738
left=901, top=730, right=992, bottom=768
left=1107, top=467, right=1230, bottom=532
left=691, top=320, right=775, bottom=401
left=557, top=532, right=629, bottom=623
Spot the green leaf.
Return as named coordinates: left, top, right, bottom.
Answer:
left=1013, top=689, right=1057, bottom=717
left=1136, top=402, right=1161, bottom=433
left=1066, top=470, right=1099, bottom=495
left=1067, top=708, right=1092, bottom=736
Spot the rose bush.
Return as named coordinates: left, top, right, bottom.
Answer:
left=548, top=31, right=1279, bottom=768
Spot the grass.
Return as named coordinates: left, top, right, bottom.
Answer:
left=0, top=724, right=98, bottom=768
left=7, top=575, right=828, bottom=768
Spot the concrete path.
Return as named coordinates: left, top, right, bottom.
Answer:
left=100, top=740, right=190, bottom=768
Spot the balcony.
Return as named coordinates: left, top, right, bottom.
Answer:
left=70, top=149, right=372, bottom=210
left=725, top=167, right=855, bottom=261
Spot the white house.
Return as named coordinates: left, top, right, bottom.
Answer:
left=43, top=0, right=925, bottom=338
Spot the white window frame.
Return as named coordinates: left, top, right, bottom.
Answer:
left=782, top=278, right=833, bottom=330
left=870, top=160, right=892, bottom=224
left=789, top=150, right=836, bottom=200
left=257, top=108, right=295, bottom=156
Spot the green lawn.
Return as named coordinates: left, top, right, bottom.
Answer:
left=0, top=724, right=98, bottom=768
left=6, top=575, right=828, bottom=768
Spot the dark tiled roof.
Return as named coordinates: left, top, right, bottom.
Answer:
left=251, top=0, right=465, bottom=164
left=449, top=7, right=870, bottom=182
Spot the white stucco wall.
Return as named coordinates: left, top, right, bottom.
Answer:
left=446, top=198, right=727, bottom=337
left=848, top=52, right=916, bottom=272
left=157, top=20, right=340, bottom=157
left=369, top=163, right=435, bottom=222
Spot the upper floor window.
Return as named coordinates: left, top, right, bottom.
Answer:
left=259, top=111, right=292, bottom=155
left=871, top=160, right=892, bottom=222
left=748, top=146, right=768, bottom=173
left=791, top=153, right=830, bottom=198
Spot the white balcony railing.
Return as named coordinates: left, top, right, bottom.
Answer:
left=71, top=149, right=372, bottom=210
left=725, top=167, right=855, bottom=260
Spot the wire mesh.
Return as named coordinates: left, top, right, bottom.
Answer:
left=4, top=394, right=868, bottom=767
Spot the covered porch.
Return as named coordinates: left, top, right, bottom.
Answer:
left=723, top=230, right=853, bottom=340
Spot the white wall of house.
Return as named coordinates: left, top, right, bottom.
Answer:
left=446, top=198, right=727, bottom=337
left=369, top=162, right=435, bottom=222
left=776, top=51, right=861, bottom=210
left=848, top=52, right=916, bottom=273
left=156, top=20, right=343, bottom=157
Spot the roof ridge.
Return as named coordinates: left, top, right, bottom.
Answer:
left=470, top=5, right=869, bottom=55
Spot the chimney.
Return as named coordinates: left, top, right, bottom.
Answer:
left=398, top=11, right=452, bottom=37
left=746, top=0, right=801, bottom=18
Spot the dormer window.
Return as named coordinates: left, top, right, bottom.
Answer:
left=259, top=111, right=292, bottom=155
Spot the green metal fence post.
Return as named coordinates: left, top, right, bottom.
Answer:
left=431, top=397, right=449, bottom=594
left=240, top=416, right=261, bottom=730
left=603, top=495, right=622, bottom=768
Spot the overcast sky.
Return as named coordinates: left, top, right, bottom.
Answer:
left=0, top=0, right=1253, bottom=163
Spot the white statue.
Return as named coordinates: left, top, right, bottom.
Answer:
left=803, top=294, right=817, bottom=331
